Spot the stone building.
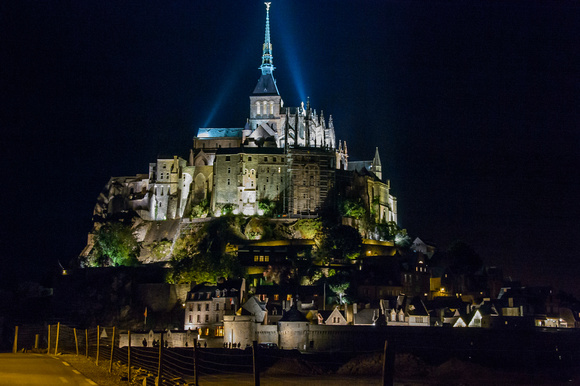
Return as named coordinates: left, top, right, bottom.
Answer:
left=183, top=284, right=240, bottom=338
left=83, top=3, right=398, bottom=262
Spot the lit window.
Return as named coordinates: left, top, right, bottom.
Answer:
left=274, top=294, right=279, bottom=301
left=265, top=256, right=269, bottom=262
left=287, top=294, right=292, bottom=301
left=254, top=256, right=259, bottom=262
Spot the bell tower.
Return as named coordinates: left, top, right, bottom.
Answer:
left=248, top=2, right=283, bottom=145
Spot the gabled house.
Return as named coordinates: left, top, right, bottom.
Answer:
left=184, top=283, right=241, bottom=337
left=324, top=307, right=348, bottom=325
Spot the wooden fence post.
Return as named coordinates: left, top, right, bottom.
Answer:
left=109, top=326, right=116, bottom=373
left=54, top=322, right=60, bottom=355
left=127, top=331, right=131, bottom=384
left=382, top=340, right=394, bottom=386
left=85, top=329, right=89, bottom=358
left=47, top=325, right=51, bottom=354
left=157, top=332, right=164, bottom=383
left=74, top=328, right=79, bottom=356
left=96, top=326, right=100, bottom=366
left=193, top=338, right=198, bottom=386
left=35, top=334, right=39, bottom=350
left=252, top=340, right=260, bottom=386
left=12, top=326, right=18, bottom=353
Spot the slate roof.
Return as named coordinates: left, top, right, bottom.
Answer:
left=252, top=73, right=280, bottom=95
left=279, top=305, right=308, bottom=322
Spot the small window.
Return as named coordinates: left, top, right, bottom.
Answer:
left=248, top=156, right=252, bottom=161
left=228, top=167, right=231, bottom=174
left=205, top=315, right=209, bottom=322
left=216, top=303, right=220, bottom=311
left=265, top=256, right=269, bottom=262
left=225, top=156, right=230, bottom=161
left=197, top=304, right=201, bottom=311
left=274, top=294, right=279, bottom=301
left=197, top=315, right=200, bottom=323
left=205, top=304, right=209, bottom=311
left=227, top=179, right=230, bottom=185
left=189, top=315, right=192, bottom=323
left=264, top=157, right=268, bottom=162
left=273, top=157, right=277, bottom=162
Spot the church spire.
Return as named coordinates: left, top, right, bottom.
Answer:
left=260, top=2, right=275, bottom=75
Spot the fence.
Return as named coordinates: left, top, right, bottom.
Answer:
left=11, top=323, right=396, bottom=386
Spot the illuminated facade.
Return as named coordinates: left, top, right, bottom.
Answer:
left=89, top=3, right=396, bottom=229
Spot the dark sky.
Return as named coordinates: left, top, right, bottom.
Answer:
left=1, top=1, right=579, bottom=296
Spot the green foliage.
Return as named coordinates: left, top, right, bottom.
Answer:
left=327, top=271, right=354, bottom=305
left=149, top=239, right=172, bottom=260
left=316, top=225, right=362, bottom=263
left=219, top=204, right=235, bottom=216
left=329, top=282, right=350, bottom=305
left=91, top=222, right=140, bottom=267
left=244, top=217, right=273, bottom=240
left=291, top=218, right=322, bottom=239
left=257, top=198, right=279, bottom=217
left=340, top=199, right=367, bottom=219
left=190, top=198, right=210, bottom=219
left=167, top=217, right=244, bottom=284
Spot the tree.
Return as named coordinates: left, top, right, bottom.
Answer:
left=316, top=225, right=362, bottom=263
left=91, top=222, right=140, bottom=266
left=329, top=282, right=350, bottom=305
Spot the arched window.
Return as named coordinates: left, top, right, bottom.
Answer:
left=269, top=101, right=274, bottom=115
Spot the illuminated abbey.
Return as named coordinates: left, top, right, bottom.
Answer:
left=88, top=3, right=396, bottom=245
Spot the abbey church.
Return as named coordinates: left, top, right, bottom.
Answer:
left=87, top=3, right=397, bottom=252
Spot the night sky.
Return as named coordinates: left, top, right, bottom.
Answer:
left=1, top=1, right=579, bottom=296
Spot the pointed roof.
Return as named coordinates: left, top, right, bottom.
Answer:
left=252, top=73, right=279, bottom=96
left=373, top=147, right=382, bottom=167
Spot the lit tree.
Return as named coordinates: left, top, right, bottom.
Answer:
left=90, top=222, right=140, bottom=267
